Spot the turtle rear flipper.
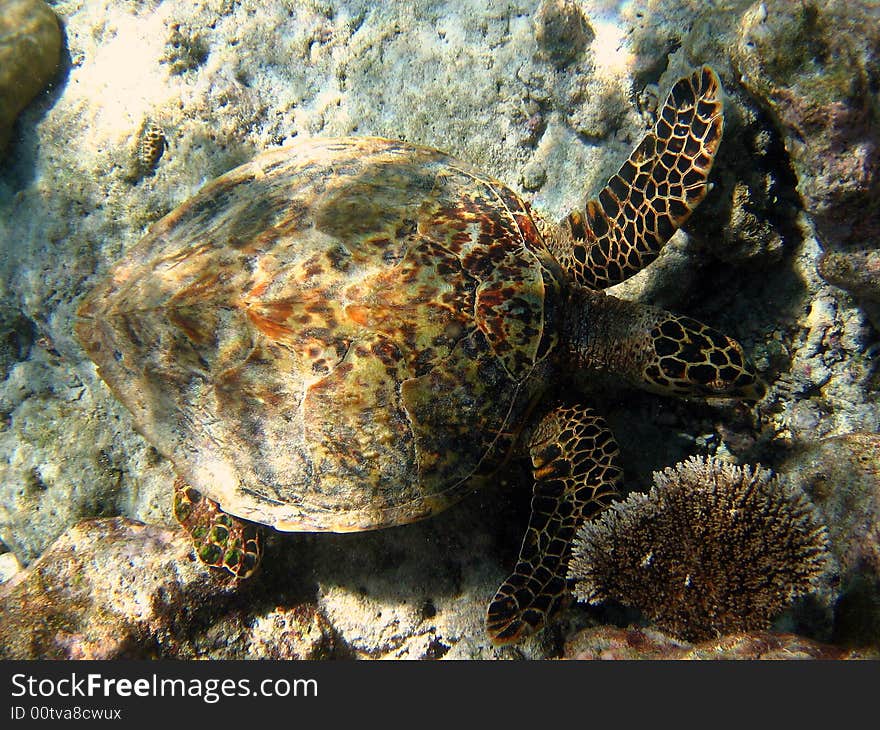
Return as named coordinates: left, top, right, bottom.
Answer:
left=487, top=404, right=621, bottom=645
left=173, top=477, right=263, bottom=578
left=553, top=66, right=723, bottom=290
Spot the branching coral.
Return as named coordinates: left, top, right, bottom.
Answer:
left=568, top=455, right=831, bottom=641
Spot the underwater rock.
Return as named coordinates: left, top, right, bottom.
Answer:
left=818, top=250, right=880, bottom=304
left=0, top=363, right=178, bottom=565
left=0, top=550, right=22, bottom=583
left=818, top=249, right=880, bottom=330
left=243, top=605, right=336, bottom=660
left=733, top=0, right=880, bottom=252
left=0, top=306, right=36, bottom=382
left=181, top=599, right=338, bottom=660
left=760, top=290, right=879, bottom=446
left=161, top=22, right=209, bottom=76
left=0, top=515, right=354, bottom=659
left=693, top=81, right=800, bottom=266
left=564, top=626, right=877, bottom=660
left=306, top=482, right=540, bottom=660
left=0, top=517, right=237, bottom=659
left=569, top=455, right=831, bottom=642
left=779, top=433, right=880, bottom=647
left=534, top=0, right=594, bottom=69
left=0, top=0, right=61, bottom=156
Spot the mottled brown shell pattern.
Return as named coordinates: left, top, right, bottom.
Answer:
left=77, top=137, right=559, bottom=532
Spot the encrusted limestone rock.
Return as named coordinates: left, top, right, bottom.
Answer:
left=733, top=0, right=880, bottom=252
left=0, top=0, right=62, bottom=156
left=0, top=517, right=234, bottom=659
left=0, top=550, right=22, bottom=583
left=819, top=250, right=880, bottom=304
left=780, top=433, right=880, bottom=647
left=534, top=0, right=594, bottom=69
left=0, top=306, right=36, bottom=382
left=244, top=605, right=336, bottom=660
left=818, top=249, right=880, bottom=330
left=0, top=516, right=347, bottom=659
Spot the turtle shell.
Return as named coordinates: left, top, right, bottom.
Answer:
left=76, top=137, right=562, bottom=531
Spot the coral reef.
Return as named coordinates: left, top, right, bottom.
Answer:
left=0, top=0, right=61, bottom=156
left=564, top=625, right=877, bottom=660
left=568, top=455, right=831, bottom=641
left=0, top=0, right=877, bottom=658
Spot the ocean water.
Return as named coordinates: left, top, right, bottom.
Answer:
left=0, top=0, right=877, bottom=660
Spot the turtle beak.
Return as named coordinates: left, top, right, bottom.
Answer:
left=728, top=349, right=765, bottom=402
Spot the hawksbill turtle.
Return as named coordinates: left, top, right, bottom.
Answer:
left=75, top=66, right=761, bottom=644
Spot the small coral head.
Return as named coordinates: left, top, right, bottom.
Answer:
left=568, top=455, right=831, bottom=641
left=643, top=313, right=764, bottom=400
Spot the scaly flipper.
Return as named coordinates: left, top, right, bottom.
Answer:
left=173, top=477, right=263, bottom=578
left=487, top=404, right=622, bottom=644
left=551, top=66, right=723, bottom=289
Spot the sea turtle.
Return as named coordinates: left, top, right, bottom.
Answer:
left=75, top=66, right=761, bottom=644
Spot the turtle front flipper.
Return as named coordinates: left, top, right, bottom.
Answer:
left=487, top=404, right=621, bottom=645
left=550, top=66, right=723, bottom=290
left=173, top=477, right=263, bottom=578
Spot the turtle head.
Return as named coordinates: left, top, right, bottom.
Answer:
left=566, top=288, right=764, bottom=401
left=641, top=312, right=764, bottom=401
